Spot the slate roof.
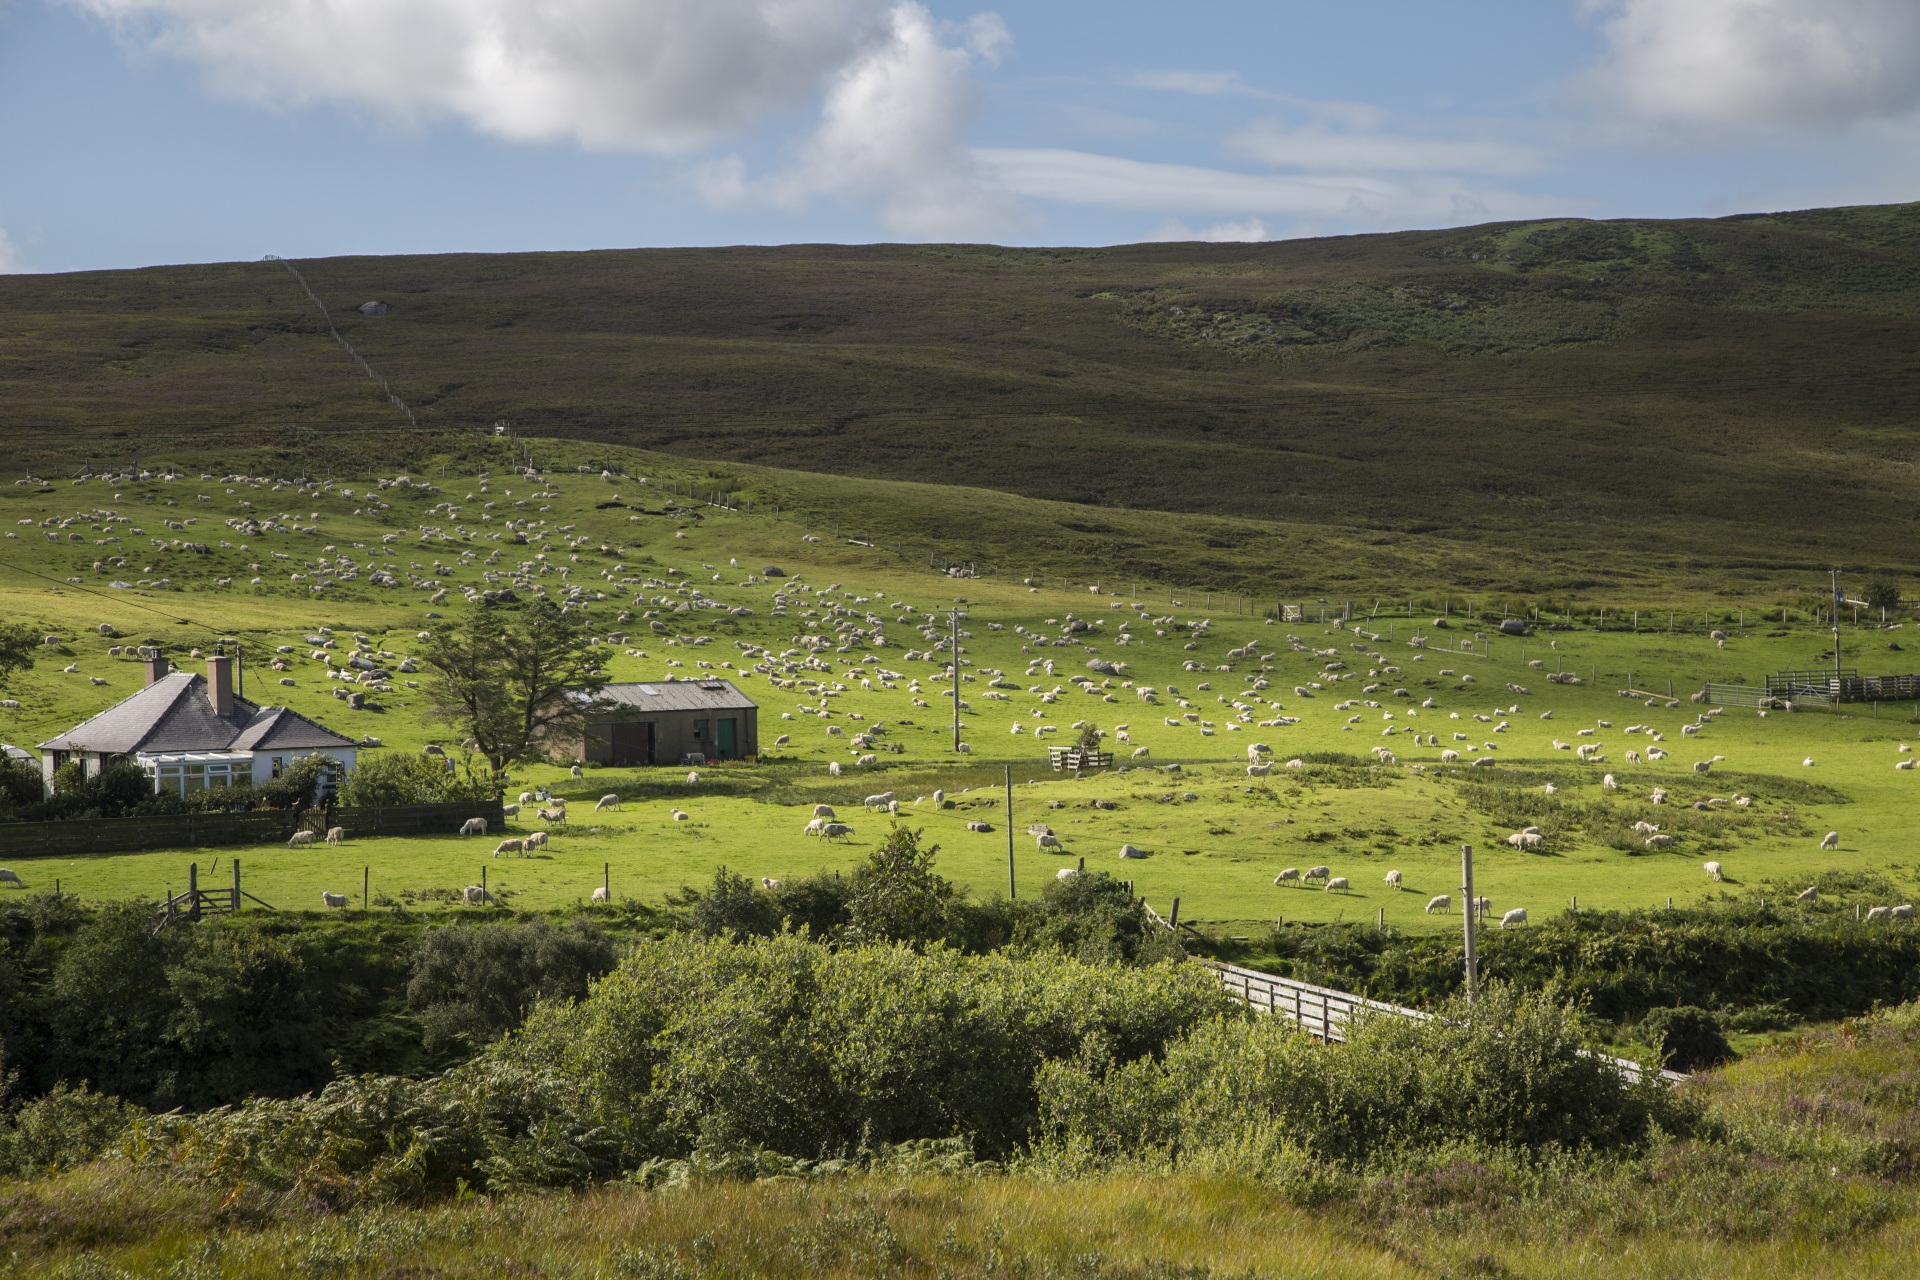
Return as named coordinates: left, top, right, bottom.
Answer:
left=39, top=672, right=356, bottom=755
left=592, top=679, right=758, bottom=714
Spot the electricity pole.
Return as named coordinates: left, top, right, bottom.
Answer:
left=950, top=600, right=965, bottom=753
left=1005, top=765, right=1016, bottom=899
left=1461, top=844, right=1478, bottom=1003
left=1832, top=568, right=1843, bottom=691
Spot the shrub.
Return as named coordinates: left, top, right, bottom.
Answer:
left=844, top=826, right=957, bottom=949
left=1015, top=871, right=1183, bottom=966
left=0, top=1084, right=142, bottom=1177
left=340, top=751, right=494, bottom=807
left=1643, top=1005, right=1735, bottom=1071
left=408, top=918, right=617, bottom=1058
left=688, top=867, right=781, bottom=942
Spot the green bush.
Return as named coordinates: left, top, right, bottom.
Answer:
left=339, top=751, right=494, bottom=807
left=408, top=918, right=618, bottom=1057
left=1014, top=871, right=1183, bottom=966
left=1643, top=1005, right=1735, bottom=1071
left=0, top=1084, right=142, bottom=1177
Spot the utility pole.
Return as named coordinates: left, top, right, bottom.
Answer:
left=1461, top=844, right=1477, bottom=1003
left=950, top=600, right=965, bottom=753
left=1005, top=765, right=1017, bottom=899
left=1832, top=568, right=1843, bottom=691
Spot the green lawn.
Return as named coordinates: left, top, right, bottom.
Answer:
left=4, top=445, right=1918, bottom=933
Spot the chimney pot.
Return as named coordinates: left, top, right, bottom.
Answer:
left=144, top=652, right=170, bottom=686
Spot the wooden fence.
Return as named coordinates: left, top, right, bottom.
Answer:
left=0, top=800, right=504, bottom=859
left=1198, top=957, right=1685, bottom=1084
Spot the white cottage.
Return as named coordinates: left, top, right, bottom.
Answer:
left=37, top=652, right=358, bottom=798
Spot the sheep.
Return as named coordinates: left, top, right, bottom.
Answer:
left=1899, top=760, right=1916, bottom=771
left=1132, top=746, right=1151, bottom=758
left=932, top=789, right=946, bottom=806
left=1633, top=821, right=1661, bottom=836
left=519, top=791, right=534, bottom=806
left=829, top=761, right=843, bottom=777
left=1472, top=756, right=1496, bottom=768
left=687, top=770, right=701, bottom=784
left=464, top=885, right=491, bottom=906
left=1625, top=750, right=1642, bottom=764
left=1866, top=906, right=1891, bottom=923
left=803, top=817, right=828, bottom=837
left=864, top=792, right=896, bottom=810
left=1440, top=749, right=1460, bottom=763
left=592, top=886, right=610, bottom=903
left=571, top=764, right=584, bottom=779
left=1893, top=904, right=1915, bottom=920
left=821, top=822, right=854, bottom=841
left=1602, top=773, right=1617, bottom=791
left=1384, top=869, right=1402, bottom=889
left=1693, top=761, right=1712, bottom=774
left=1704, top=861, right=1722, bottom=881
left=1821, top=831, right=1840, bottom=850
left=1426, top=894, right=1452, bottom=915
left=1803, top=756, right=1816, bottom=768
left=0, top=870, right=22, bottom=889
left=1506, top=832, right=1543, bottom=850
left=289, top=830, right=317, bottom=847
left=1796, top=886, right=1818, bottom=904
left=762, top=877, right=783, bottom=891
left=671, top=809, right=691, bottom=822
left=501, top=804, right=519, bottom=818
left=1500, top=908, right=1528, bottom=929
left=325, top=826, right=346, bottom=845
left=1325, top=876, right=1350, bottom=894
left=321, top=891, right=349, bottom=909
left=538, top=807, right=566, bottom=825
left=526, top=831, right=548, bottom=851
left=596, top=793, right=622, bottom=811
left=1284, top=758, right=1304, bottom=769
left=1649, top=788, right=1668, bottom=805
left=1275, top=868, right=1300, bottom=886
left=460, top=817, right=488, bottom=836
left=968, top=821, right=996, bottom=833
left=1247, top=763, right=1271, bottom=777
left=1645, top=834, right=1674, bottom=849
left=775, top=734, right=791, bottom=746
left=493, top=838, right=525, bottom=857
left=1037, top=833, right=1063, bottom=851
left=1303, top=865, right=1331, bottom=883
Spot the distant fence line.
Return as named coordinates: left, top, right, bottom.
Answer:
left=0, top=800, right=503, bottom=859
left=267, top=255, right=418, bottom=427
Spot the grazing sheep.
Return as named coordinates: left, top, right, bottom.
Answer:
left=1796, top=886, right=1818, bottom=904
left=1821, top=831, right=1840, bottom=850
left=289, top=830, right=317, bottom=847
left=493, top=839, right=524, bottom=857
left=538, top=807, right=566, bottom=825
left=1132, top=746, right=1151, bottom=758
left=501, top=804, right=519, bottom=818
left=1325, top=876, right=1350, bottom=894
left=1056, top=868, right=1079, bottom=881
left=1633, top=821, right=1661, bottom=836
left=932, top=789, right=946, bottom=806
left=1693, top=761, right=1712, bottom=774
left=1645, top=834, right=1675, bottom=849
left=829, top=761, right=843, bottom=777
left=1867, top=906, right=1891, bottom=923
left=1602, top=773, right=1618, bottom=791
left=325, top=826, right=345, bottom=845
left=1704, top=861, right=1722, bottom=881
left=1625, top=750, right=1642, bottom=764
left=1500, top=908, right=1528, bottom=929
left=464, top=885, right=491, bottom=906
left=0, top=870, right=22, bottom=889
left=595, top=793, right=621, bottom=811
left=687, top=771, right=701, bottom=784
left=1384, top=869, right=1402, bottom=889
left=864, top=792, right=896, bottom=810
left=460, top=817, right=488, bottom=837
left=321, top=892, right=348, bottom=910
left=1426, top=894, right=1451, bottom=915
left=1440, top=749, right=1460, bottom=763
left=1247, top=763, right=1271, bottom=776
left=592, top=886, right=610, bottom=903
left=821, top=822, right=854, bottom=841
left=775, top=734, right=791, bottom=746
left=803, top=817, right=828, bottom=837
left=1893, top=904, right=1915, bottom=920
left=1304, top=865, right=1331, bottom=883
left=519, top=791, right=534, bottom=806
left=1506, top=832, right=1543, bottom=850
left=526, top=831, right=548, bottom=851
left=1037, top=833, right=1063, bottom=851
left=570, top=764, right=583, bottom=779
left=1275, top=868, right=1300, bottom=886
left=672, top=809, right=690, bottom=822
left=762, top=877, right=783, bottom=890
left=813, top=804, right=837, bottom=819
left=856, top=753, right=878, bottom=766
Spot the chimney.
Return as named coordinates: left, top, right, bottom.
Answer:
left=207, top=652, right=234, bottom=717
left=144, top=651, right=170, bottom=686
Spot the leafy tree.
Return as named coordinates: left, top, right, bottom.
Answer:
left=48, top=903, right=182, bottom=1107
left=1641, top=1005, right=1734, bottom=1071
left=339, top=750, right=493, bottom=806
left=1017, top=871, right=1183, bottom=966
left=0, top=757, right=44, bottom=820
left=0, top=620, right=36, bottom=692
left=1076, top=722, right=1104, bottom=753
left=421, top=599, right=608, bottom=772
left=845, top=826, right=956, bottom=949
left=408, top=918, right=617, bottom=1058
left=1864, top=578, right=1903, bottom=613
left=689, top=866, right=780, bottom=941
left=163, top=927, right=329, bottom=1105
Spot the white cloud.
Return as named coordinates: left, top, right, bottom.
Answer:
left=1118, top=69, right=1267, bottom=98
left=1144, top=217, right=1270, bottom=242
left=67, top=0, right=903, bottom=152
left=1587, top=0, right=1920, bottom=131
left=696, top=3, right=1019, bottom=238
left=974, top=148, right=1575, bottom=227
left=0, top=229, right=20, bottom=273
left=1229, top=121, right=1548, bottom=176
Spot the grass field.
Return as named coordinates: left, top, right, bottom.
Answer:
left=5, top=443, right=1919, bottom=934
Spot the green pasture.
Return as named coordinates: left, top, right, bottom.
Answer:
left=4, top=445, right=1919, bottom=932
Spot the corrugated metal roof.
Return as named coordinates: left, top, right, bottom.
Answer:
left=595, top=679, right=757, bottom=714
left=39, top=672, right=355, bottom=754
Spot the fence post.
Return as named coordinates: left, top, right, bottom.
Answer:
left=189, top=862, right=200, bottom=921
left=1461, top=844, right=1477, bottom=1003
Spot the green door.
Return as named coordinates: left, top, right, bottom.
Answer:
left=718, top=718, right=738, bottom=760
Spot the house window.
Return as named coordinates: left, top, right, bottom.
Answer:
left=271, top=756, right=285, bottom=779
left=694, top=719, right=708, bottom=741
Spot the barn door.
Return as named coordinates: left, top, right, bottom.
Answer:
left=717, top=718, right=738, bottom=760
left=611, top=721, right=655, bottom=767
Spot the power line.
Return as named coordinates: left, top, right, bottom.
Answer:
left=0, top=558, right=197, bottom=626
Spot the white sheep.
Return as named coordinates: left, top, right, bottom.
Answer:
left=1325, top=876, right=1350, bottom=894
left=1703, top=860, right=1722, bottom=881
left=325, top=826, right=346, bottom=845
left=501, top=804, right=519, bottom=818
left=1821, top=831, right=1839, bottom=849
left=1275, top=868, right=1300, bottom=886
left=1645, top=834, right=1674, bottom=849
left=592, top=886, right=610, bottom=903
left=519, top=791, right=534, bottom=806
left=1602, top=774, right=1617, bottom=791
left=526, top=831, right=548, bottom=851
left=1426, top=894, right=1451, bottom=915
left=493, top=838, right=524, bottom=857
left=0, top=870, right=23, bottom=889
left=1803, top=756, right=1815, bottom=768
left=1037, top=833, right=1063, bottom=851
left=596, top=793, right=621, bottom=811
left=1440, top=749, right=1460, bottom=762
left=464, top=885, right=491, bottom=906
left=460, top=817, right=488, bottom=836
left=687, top=770, right=701, bottom=784
left=1796, top=886, right=1817, bottom=903
left=1056, top=868, right=1079, bottom=881
left=864, top=792, right=895, bottom=810
left=321, top=892, right=348, bottom=910
left=829, top=761, right=843, bottom=777
left=671, top=809, right=690, bottom=822
left=1500, top=908, right=1528, bottom=929
left=1866, top=906, right=1891, bottom=923
left=1384, top=869, right=1402, bottom=889
left=814, top=804, right=837, bottom=819
left=1893, top=905, right=1915, bottom=920
left=1304, top=865, right=1331, bottom=883
left=538, top=807, right=566, bottom=824
left=762, top=877, right=783, bottom=890
left=1247, top=763, right=1271, bottom=776
left=289, top=830, right=317, bottom=847
left=821, top=822, right=854, bottom=841
left=968, top=820, right=996, bottom=833
left=571, top=764, right=583, bottom=779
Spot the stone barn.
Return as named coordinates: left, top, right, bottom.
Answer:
left=578, top=679, right=758, bottom=766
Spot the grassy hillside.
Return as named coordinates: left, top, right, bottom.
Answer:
left=5, top=205, right=1920, bottom=593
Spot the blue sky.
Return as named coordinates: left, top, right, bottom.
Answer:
left=4, top=0, right=1920, bottom=272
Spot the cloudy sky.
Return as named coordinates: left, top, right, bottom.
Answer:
left=4, top=0, right=1920, bottom=271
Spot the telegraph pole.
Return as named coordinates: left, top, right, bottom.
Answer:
left=1005, top=765, right=1017, bottom=899
left=950, top=600, right=965, bottom=753
left=1832, top=568, right=1843, bottom=690
left=1461, top=844, right=1478, bottom=1003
